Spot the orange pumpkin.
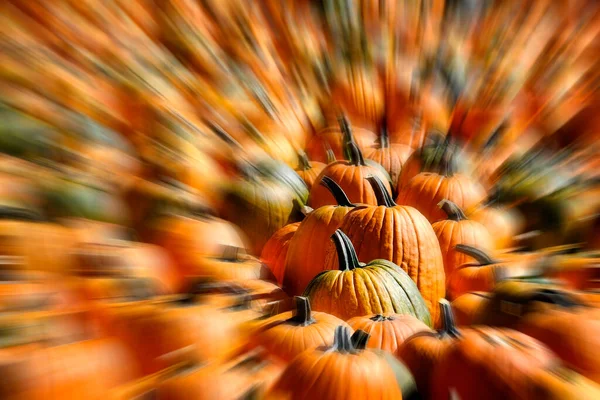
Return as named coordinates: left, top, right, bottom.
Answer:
left=448, top=245, right=544, bottom=299
left=283, top=177, right=356, bottom=296
left=305, top=230, right=432, bottom=325
left=261, top=222, right=301, bottom=285
left=468, top=204, right=525, bottom=250
left=364, top=119, right=413, bottom=190
left=432, top=200, right=494, bottom=284
left=269, top=326, right=417, bottom=400
left=305, top=117, right=377, bottom=163
left=397, top=171, right=486, bottom=223
left=451, top=292, right=492, bottom=326
left=194, top=246, right=274, bottom=283
left=331, top=176, right=445, bottom=325
left=249, top=296, right=347, bottom=363
left=308, top=131, right=391, bottom=208
left=347, top=313, right=431, bottom=354
left=295, top=151, right=326, bottom=191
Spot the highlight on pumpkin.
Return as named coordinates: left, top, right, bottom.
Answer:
left=1, top=0, right=599, bottom=398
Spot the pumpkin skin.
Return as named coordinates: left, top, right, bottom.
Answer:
left=432, top=200, right=494, bottom=285
left=448, top=245, right=543, bottom=300
left=283, top=177, right=356, bottom=296
left=304, top=230, right=432, bottom=325
left=261, top=222, right=301, bottom=285
left=518, top=305, right=600, bottom=383
left=347, top=314, right=431, bottom=354
left=431, top=327, right=560, bottom=400
left=331, top=176, right=444, bottom=325
left=250, top=296, right=347, bottom=363
left=269, top=326, right=417, bottom=400
left=309, top=117, right=391, bottom=208
left=397, top=172, right=486, bottom=223
left=295, top=151, right=326, bottom=191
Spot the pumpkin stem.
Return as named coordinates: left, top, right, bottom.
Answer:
left=439, top=299, right=461, bottom=338
left=331, top=229, right=361, bottom=271
left=0, top=206, right=44, bottom=222
left=287, top=296, right=316, bottom=326
left=350, top=329, right=370, bottom=350
left=332, top=325, right=360, bottom=353
left=338, top=115, right=366, bottom=166
left=454, top=245, right=496, bottom=265
left=366, top=176, right=396, bottom=207
left=323, top=141, right=337, bottom=164
left=438, top=200, right=467, bottom=221
left=297, top=150, right=312, bottom=171
left=379, top=115, right=390, bottom=149
left=370, top=314, right=393, bottom=322
left=222, top=246, right=241, bottom=262
left=320, top=176, right=355, bottom=207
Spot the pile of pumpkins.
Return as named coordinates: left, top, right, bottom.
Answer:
left=1, top=0, right=600, bottom=399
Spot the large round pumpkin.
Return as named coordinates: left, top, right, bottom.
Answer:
left=283, top=177, right=357, bottom=296
left=432, top=199, right=494, bottom=284
left=331, top=176, right=445, bottom=325
left=249, top=296, right=347, bottom=363
left=304, top=229, right=432, bottom=325
left=269, top=326, right=418, bottom=400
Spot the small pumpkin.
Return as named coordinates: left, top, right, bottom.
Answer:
left=283, top=177, right=356, bottom=296
left=250, top=296, right=347, bottom=363
left=432, top=200, right=494, bottom=284
left=364, top=118, right=413, bottom=191
left=304, top=229, right=432, bottom=325
left=396, top=168, right=486, bottom=223
left=308, top=117, right=391, bottom=208
left=467, top=203, right=525, bottom=250
left=261, top=222, right=301, bottom=285
left=448, top=245, right=544, bottom=300
left=347, top=313, right=431, bottom=354
left=269, top=326, right=419, bottom=400
left=294, top=151, right=326, bottom=190
left=331, top=176, right=445, bottom=325
left=194, top=246, right=274, bottom=282
left=451, top=292, right=492, bottom=326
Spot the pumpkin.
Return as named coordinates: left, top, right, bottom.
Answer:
left=432, top=200, right=494, bottom=284
left=283, top=176, right=356, bottom=296
left=518, top=303, right=600, bottom=383
left=398, top=300, right=463, bottom=399
left=331, top=176, right=444, bottom=325
left=448, top=245, right=544, bottom=300
left=308, top=129, right=391, bottom=208
left=250, top=296, right=347, bottom=362
left=396, top=169, right=486, bottom=223
left=152, top=211, right=249, bottom=291
left=347, top=313, right=431, bottom=354
left=467, top=203, right=525, bottom=249
left=269, top=326, right=418, bottom=400
left=451, top=292, right=492, bottom=326
left=304, top=229, right=432, bottom=325
left=0, top=206, right=76, bottom=275
left=219, top=166, right=302, bottom=255
left=261, top=222, right=301, bottom=285
left=525, top=367, right=600, bottom=399
left=194, top=246, right=274, bottom=282
left=364, top=118, right=414, bottom=191
left=431, top=326, right=561, bottom=400
left=295, top=151, right=326, bottom=190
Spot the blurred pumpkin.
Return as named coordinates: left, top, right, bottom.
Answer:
left=261, top=222, right=301, bottom=285
left=294, top=151, right=326, bottom=190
